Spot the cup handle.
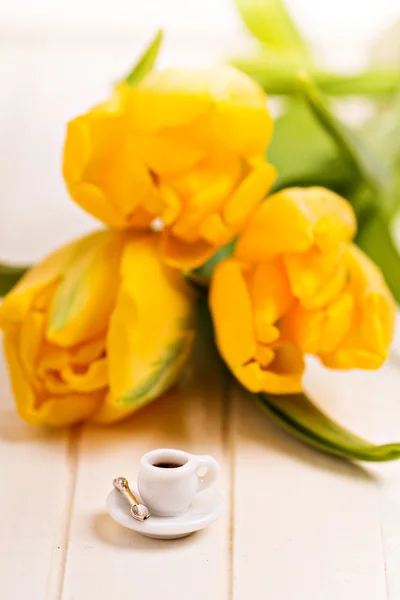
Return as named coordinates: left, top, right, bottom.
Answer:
left=195, top=455, right=220, bottom=493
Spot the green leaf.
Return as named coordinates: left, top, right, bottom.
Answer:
left=0, top=263, right=28, bottom=297
left=234, top=0, right=309, bottom=61
left=124, top=29, right=163, bottom=87
left=230, top=57, right=400, bottom=97
left=259, top=392, right=400, bottom=461
left=297, top=72, right=387, bottom=194
left=268, top=100, right=352, bottom=192
left=356, top=211, right=400, bottom=303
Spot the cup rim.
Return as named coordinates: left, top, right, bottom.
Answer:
left=141, top=448, right=192, bottom=474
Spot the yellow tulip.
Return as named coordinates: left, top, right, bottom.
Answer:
left=284, top=245, right=396, bottom=370
left=209, top=187, right=396, bottom=394
left=0, top=231, right=196, bottom=426
left=63, top=66, right=276, bottom=269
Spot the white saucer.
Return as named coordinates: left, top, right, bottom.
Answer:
left=106, top=482, right=223, bottom=540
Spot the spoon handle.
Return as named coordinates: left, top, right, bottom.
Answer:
left=113, top=477, right=139, bottom=508
left=112, top=477, right=150, bottom=521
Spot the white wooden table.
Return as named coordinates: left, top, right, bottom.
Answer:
left=1, top=5, right=400, bottom=597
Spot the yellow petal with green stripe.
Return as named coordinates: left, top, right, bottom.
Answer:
left=47, top=230, right=123, bottom=347
left=92, top=234, right=196, bottom=423
left=0, top=241, right=77, bottom=328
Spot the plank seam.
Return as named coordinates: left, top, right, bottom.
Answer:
left=222, top=376, right=236, bottom=600
left=45, top=425, right=82, bottom=600
left=378, top=479, right=390, bottom=600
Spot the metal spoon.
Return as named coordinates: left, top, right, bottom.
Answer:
left=113, top=477, right=150, bottom=521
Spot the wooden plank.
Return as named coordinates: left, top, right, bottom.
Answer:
left=230, top=360, right=394, bottom=600
left=62, top=333, right=231, bottom=600
left=369, top=357, right=400, bottom=600
left=0, top=343, right=73, bottom=600
left=0, top=47, right=74, bottom=600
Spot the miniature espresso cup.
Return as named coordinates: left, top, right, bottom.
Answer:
left=137, top=448, right=220, bottom=517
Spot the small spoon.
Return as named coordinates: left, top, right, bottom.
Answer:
left=113, top=477, right=150, bottom=521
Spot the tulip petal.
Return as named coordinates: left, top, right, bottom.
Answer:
left=283, top=304, right=323, bottom=354
left=168, top=151, right=242, bottom=241
left=199, top=214, right=232, bottom=246
left=19, top=310, right=45, bottom=382
left=235, top=189, right=315, bottom=261
left=41, top=373, right=71, bottom=396
left=235, top=187, right=356, bottom=262
left=68, top=183, right=131, bottom=229
left=36, top=393, right=104, bottom=427
left=308, top=188, right=357, bottom=252
left=63, top=118, right=92, bottom=183
left=158, top=185, right=182, bottom=225
left=255, top=343, right=275, bottom=367
left=95, top=235, right=196, bottom=422
left=135, top=130, right=205, bottom=176
left=64, top=110, right=120, bottom=187
left=64, top=98, right=158, bottom=228
left=254, top=323, right=280, bottom=345
left=347, top=245, right=396, bottom=355
left=38, top=345, right=71, bottom=376
left=209, top=258, right=256, bottom=366
left=249, top=260, right=293, bottom=342
left=90, top=391, right=137, bottom=424
left=284, top=245, right=343, bottom=307
left=299, top=263, right=347, bottom=310
left=211, top=71, right=273, bottom=155
left=69, top=179, right=157, bottom=231
left=235, top=344, right=304, bottom=394
left=3, top=329, right=103, bottom=426
left=3, top=329, right=42, bottom=425
left=284, top=292, right=354, bottom=355
left=47, top=231, right=123, bottom=347
left=0, top=242, right=77, bottom=327
left=223, top=161, right=276, bottom=230
left=70, top=336, right=105, bottom=365
left=319, top=292, right=355, bottom=354
left=99, top=137, right=161, bottom=219
left=129, top=68, right=212, bottom=131
left=130, top=65, right=272, bottom=155
left=320, top=342, right=385, bottom=370
left=267, top=343, right=305, bottom=380
left=160, top=231, right=216, bottom=270
left=37, top=337, right=107, bottom=395
left=61, top=358, right=108, bottom=392
left=320, top=245, right=396, bottom=369
left=363, top=293, right=394, bottom=358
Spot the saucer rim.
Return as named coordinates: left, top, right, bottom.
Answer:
left=106, top=484, right=223, bottom=535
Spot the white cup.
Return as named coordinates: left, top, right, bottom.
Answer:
left=137, top=448, right=220, bottom=517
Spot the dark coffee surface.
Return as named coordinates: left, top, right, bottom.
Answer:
left=153, top=462, right=183, bottom=469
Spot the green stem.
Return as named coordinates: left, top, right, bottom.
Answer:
left=296, top=72, right=382, bottom=192
left=231, top=60, right=400, bottom=97
left=184, top=271, right=210, bottom=292
left=259, top=392, right=400, bottom=462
